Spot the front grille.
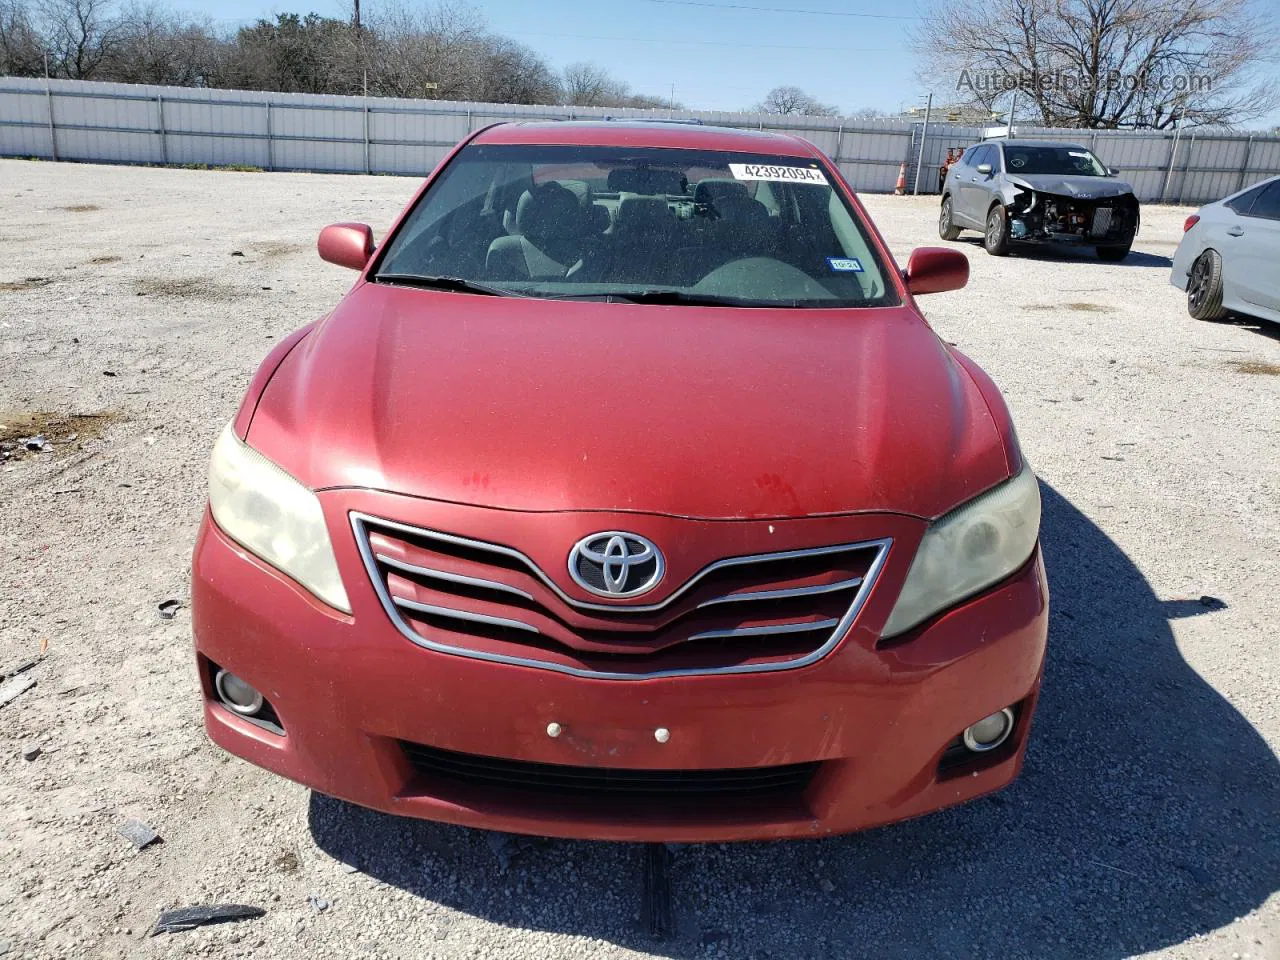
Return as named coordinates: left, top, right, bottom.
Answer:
left=1090, top=206, right=1115, bottom=237
left=401, top=740, right=820, bottom=797
left=352, top=512, right=889, bottom=679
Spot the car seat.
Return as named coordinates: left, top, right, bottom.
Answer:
left=486, top=182, right=587, bottom=281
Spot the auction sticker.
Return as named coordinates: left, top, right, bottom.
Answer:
left=729, top=163, right=828, bottom=185
left=826, top=257, right=864, bottom=272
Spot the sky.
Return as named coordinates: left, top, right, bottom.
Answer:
left=165, top=0, right=1280, bottom=127
left=165, top=0, right=931, bottom=115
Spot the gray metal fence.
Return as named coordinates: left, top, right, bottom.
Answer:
left=3, top=76, right=1278, bottom=204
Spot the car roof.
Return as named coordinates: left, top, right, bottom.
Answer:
left=472, top=120, right=818, bottom=158
left=979, top=139, right=1089, bottom=151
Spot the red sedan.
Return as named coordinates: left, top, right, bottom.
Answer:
left=193, top=120, right=1047, bottom=842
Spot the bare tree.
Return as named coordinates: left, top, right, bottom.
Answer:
left=39, top=0, right=123, bottom=78
left=914, top=0, right=1279, bottom=128
left=0, top=0, right=44, bottom=75
left=219, top=13, right=360, bottom=94
left=0, top=0, right=650, bottom=110
left=106, top=2, right=219, bottom=85
left=559, top=61, right=674, bottom=109
left=560, top=62, right=626, bottom=106
left=752, top=86, right=839, bottom=116
left=362, top=0, right=485, bottom=98
left=472, top=37, right=560, bottom=105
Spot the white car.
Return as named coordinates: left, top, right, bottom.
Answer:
left=1171, top=175, right=1280, bottom=324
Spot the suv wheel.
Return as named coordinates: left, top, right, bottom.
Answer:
left=983, top=205, right=1011, bottom=256
left=939, top=197, right=962, bottom=241
left=1097, top=242, right=1132, bottom=262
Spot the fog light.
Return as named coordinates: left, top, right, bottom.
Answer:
left=214, top=669, right=264, bottom=717
left=962, top=708, right=1015, bottom=752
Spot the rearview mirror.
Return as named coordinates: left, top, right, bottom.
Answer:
left=903, top=247, right=969, bottom=296
left=976, top=163, right=993, bottom=175
left=318, top=222, right=375, bottom=271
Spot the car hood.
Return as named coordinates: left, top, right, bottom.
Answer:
left=1006, top=174, right=1135, bottom=199
left=247, top=282, right=1011, bottom=520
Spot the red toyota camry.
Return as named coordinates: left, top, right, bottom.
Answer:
left=192, top=120, right=1047, bottom=842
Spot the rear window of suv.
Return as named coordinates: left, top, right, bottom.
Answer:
left=375, top=144, right=897, bottom=308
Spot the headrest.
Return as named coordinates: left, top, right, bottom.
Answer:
left=606, top=168, right=687, bottom=196
left=716, top=195, right=769, bottom=224
left=615, top=196, right=674, bottom=234
left=515, top=182, right=581, bottom=238
left=694, top=179, right=750, bottom=207
left=552, top=178, right=591, bottom=205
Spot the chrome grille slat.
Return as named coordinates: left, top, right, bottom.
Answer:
left=359, top=510, right=879, bottom=615
left=687, top=619, right=840, bottom=642
left=352, top=511, right=892, bottom=681
left=696, top=577, right=863, bottom=608
left=378, top=553, right=535, bottom=601
left=393, top=596, right=541, bottom=634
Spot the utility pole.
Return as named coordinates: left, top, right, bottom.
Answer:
left=912, top=92, right=932, bottom=196
left=1162, top=113, right=1182, bottom=203
left=44, top=51, right=58, bottom=162
left=353, top=0, right=361, bottom=32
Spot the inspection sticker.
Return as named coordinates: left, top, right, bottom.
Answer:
left=728, top=163, right=828, bottom=185
left=826, top=257, right=864, bottom=272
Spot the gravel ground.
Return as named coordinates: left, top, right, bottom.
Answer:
left=0, top=158, right=1277, bottom=960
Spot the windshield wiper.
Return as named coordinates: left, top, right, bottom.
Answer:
left=550, top=290, right=791, bottom=307
left=373, top=274, right=524, bottom=297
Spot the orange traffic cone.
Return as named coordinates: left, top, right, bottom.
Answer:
left=894, top=162, right=907, bottom=195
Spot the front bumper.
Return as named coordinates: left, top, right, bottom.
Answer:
left=1170, top=239, right=1195, bottom=290
left=1007, top=191, right=1139, bottom=246
left=192, top=494, right=1049, bottom=842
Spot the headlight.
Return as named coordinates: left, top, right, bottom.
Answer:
left=208, top=423, right=350, bottom=613
left=881, top=465, right=1040, bottom=638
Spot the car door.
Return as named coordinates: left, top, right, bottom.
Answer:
left=945, top=148, right=975, bottom=225
left=956, top=146, right=994, bottom=225
left=1230, top=180, right=1280, bottom=312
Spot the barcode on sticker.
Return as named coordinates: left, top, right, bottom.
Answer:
left=729, top=163, right=828, bottom=185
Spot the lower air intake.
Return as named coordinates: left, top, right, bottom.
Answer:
left=400, top=741, right=820, bottom=797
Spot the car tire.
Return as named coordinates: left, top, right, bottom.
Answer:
left=1096, top=242, right=1132, bottom=262
left=983, top=205, right=1011, bottom=256
left=1186, top=249, right=1228, bottom=321
left=938, top=196, right=962, bottom=241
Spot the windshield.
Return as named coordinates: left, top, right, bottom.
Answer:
left=374, top=144, right=896, bottom=308
left=1003, top=146, right=1109, bottom=177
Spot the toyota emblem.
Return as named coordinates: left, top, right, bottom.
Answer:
left=568, top=532, right=665, bottom=598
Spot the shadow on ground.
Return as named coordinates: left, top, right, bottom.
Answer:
left=1220, top=314, right=1280, bottom=344
left=955, top=236, right=1174, bottom=268
left=310, top=483, right=1279, bottom=959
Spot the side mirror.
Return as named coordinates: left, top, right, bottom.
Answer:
left=1107, top=166, right=1120, bottom=177
left=318, top=222, right=375, bottom=271
left=976, top=163, right=993, bottom=175
left=903, top=247, right=969, bottom=296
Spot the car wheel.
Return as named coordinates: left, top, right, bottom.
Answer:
left=938, top=197, right=962, bottom=241
left=1096, top=242, right=1132, bottom=262
left=983, top=205, right=1011, bottom=256
left=1186, top=249, right=1228, bottom=321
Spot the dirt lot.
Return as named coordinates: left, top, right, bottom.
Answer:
left=1, top=158, right=1277, bottom=960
